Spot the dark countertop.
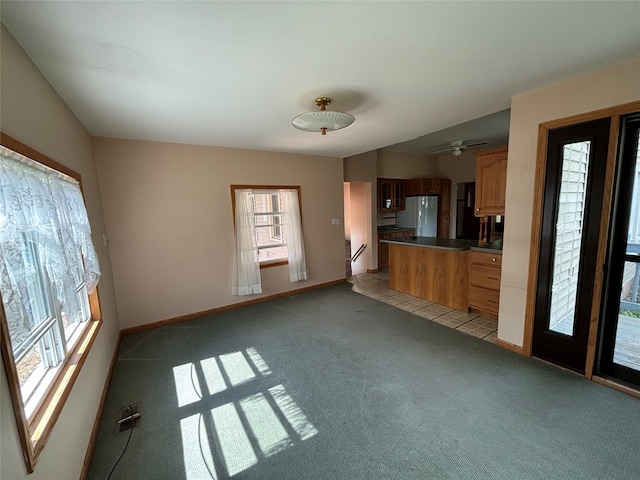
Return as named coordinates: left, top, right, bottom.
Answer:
left=470, top=240, right=503, bottom=254
left=377, top=226, right=415, bottom=233
left=380, top=236, right=478, bottom=251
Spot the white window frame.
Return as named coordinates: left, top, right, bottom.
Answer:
left=0, top=133, right=102, bottom=473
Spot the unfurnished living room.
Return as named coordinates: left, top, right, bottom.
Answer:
left=1, top=2, right=640, bottom=479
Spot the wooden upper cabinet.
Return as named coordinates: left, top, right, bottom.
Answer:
left=378, top=178, right=393, bottom=210
left=429, top=178, right=443, bottom=194
left=406, top=178, right=443, bottom=196
left=474, top=146, right=508, bottom=216
left=377, top=178, right=406, bottom=211
left=394, top=180, right=405, bottom=210
left=406, top=178, right=422, bottom=196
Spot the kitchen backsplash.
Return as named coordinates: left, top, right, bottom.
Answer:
left=378, top=211, right=396, bottom=227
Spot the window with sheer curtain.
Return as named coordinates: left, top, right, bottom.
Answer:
left=0, top=140, right=102, bottom=471
left=231, top=186, right=307, bottom=296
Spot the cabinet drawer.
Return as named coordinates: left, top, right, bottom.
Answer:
left=470, top=251, right=502, bottom=267
left=470, top=264, right=501, bottom=290
left=469, top=286, right=500, bottom=314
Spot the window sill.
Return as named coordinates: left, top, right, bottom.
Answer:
left=2, top=317, right=102, bottom=472
left=259, top=259, right=288, bottom=269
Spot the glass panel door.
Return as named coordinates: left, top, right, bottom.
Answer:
left=533, top=118, right=611, bottom=372
left=548, top=141, right=591, bottom=336
left=614, top=258, right=640, bottom=370
left=598, top=114, right=640, bottom=386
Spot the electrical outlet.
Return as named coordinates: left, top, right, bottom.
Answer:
left=331, top=218, right=340, bottom=225
left=117, top=404, right=141, bottom=433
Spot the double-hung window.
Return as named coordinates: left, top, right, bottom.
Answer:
left=254, top=192, right=287, bottom=263
left=0, top=137, right=102, bottom=472
left=231, top=186, right=307, bottom=296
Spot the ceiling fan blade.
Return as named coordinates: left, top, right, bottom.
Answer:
left=428, top=147, right=453, bottom=154
left=463, top=141, right=488, bottom=148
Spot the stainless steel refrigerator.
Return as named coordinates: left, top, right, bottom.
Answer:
left=396, top=196, right=438, bottom=237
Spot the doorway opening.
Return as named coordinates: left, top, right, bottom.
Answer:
left=344, top=182, right=372, bottom=276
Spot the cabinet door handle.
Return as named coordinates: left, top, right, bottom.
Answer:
left=476, top=208, right=480, bottom=211
left=492, top=258, right=496, bottom=262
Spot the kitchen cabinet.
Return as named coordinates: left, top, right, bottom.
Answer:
left=377, top=178, right=406, bottom=211
left=474, top=146, right=508, bottom=216
left=468, top=251, right=502, bottom=318
left=388, top=242, right=470, bottom=311
left=378, top=229, right=415, bottom=268
left=406, top=178, right=443, bottom=196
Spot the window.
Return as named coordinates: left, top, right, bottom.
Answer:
left=0, top=135, right=102, bottom=472
left=230, top=186, right=307, bottom=296
left=253, top=192, right=287, bottom=263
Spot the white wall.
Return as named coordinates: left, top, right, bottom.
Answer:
left=499, top=57, right=640, bottom=346
left=92, top=137, right=345, bottom=329
left=0, top=24, right=120, bottom=479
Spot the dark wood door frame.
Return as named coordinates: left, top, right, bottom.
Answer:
left=524, top=101, right=640, bottom=380
left=597, top=113, right=640, bottom=386
left=531, top=118, right=611, bottom=373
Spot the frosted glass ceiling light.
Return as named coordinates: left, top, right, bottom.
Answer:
left=292, top=97, right=355, bottom=135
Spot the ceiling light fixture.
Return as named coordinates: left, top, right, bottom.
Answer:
left=292, top=97, right=355, bottom=135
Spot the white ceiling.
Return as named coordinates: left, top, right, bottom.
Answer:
left=2, top=1, right=639, bottom=158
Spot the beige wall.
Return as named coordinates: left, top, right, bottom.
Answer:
left=499, top=57, right=640, bottom=346
left=92, top=138, right=345, bottom=329
left=0, top=25, right=120, bottom=479
left=377, top=149, right=439, bottom=178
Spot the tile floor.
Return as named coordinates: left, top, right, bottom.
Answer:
left=348, top=269, right=498, bottom=343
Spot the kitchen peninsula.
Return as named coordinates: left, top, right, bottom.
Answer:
left=381, top=236, right=502, bottom=314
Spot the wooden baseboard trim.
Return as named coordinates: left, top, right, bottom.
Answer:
left=121, top=278, right=347, bottom=335
left=366, top=268, right=379, bottom=273
left=592, top=376, right=640, bottom=399
left=468, top=307, right=498, bottom=320
left=495, top=338, right=525, bottom=355
left=80, top=332, right=123, bottom=480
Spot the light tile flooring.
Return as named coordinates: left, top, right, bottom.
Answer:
left=348, top=270, right=498, bottom=343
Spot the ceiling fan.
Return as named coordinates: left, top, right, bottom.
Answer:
left=429, top=140, right=488, bottom=157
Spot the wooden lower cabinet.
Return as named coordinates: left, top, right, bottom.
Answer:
left=378, top=230, right=415, bottom=268
left=468, top=251, right=502, bottom=317
left=388, top=243, right=469, bottom=311
left=379, top=234, right=390, bottom=267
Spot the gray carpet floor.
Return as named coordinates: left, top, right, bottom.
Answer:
left=88, top=282, right=640, bottom=479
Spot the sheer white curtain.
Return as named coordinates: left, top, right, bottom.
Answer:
left=232, top=189, right=262, bottom=295
left=0, top=146, right=101, bottom=344
left=281, top=189, right=308, bottom=282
